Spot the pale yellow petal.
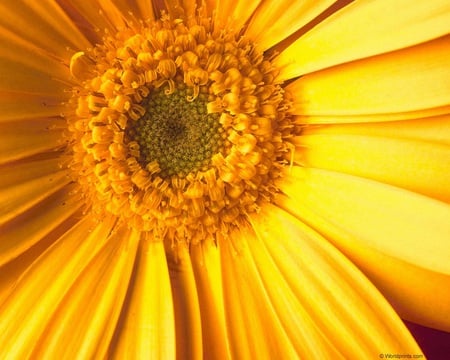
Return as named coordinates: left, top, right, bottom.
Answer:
left=274, top=0, right=450, bottom=77
left=286, top=36, right=450, bottom=115
left=340, top=237, right=450, bottom=332
left=0, top=215, right=116, bottom=359
left=248, top=204, right=421, bottom=356
left=110, top=237, right=176, bottom=359
left=295, top=134, right=450, bottom=202
left=301, top=114, right=450, bottom=145
left=0, top=119, right=65, bottom=164
left=287, top=37, right=450, bottom=115
left=245, top=0, right=335, bottom=51
left=190, top=240, right=231, bottom=359
left=277, top=186, right=450, bottom=331
left=296, top=105, right=450, bottom=125
left=32, top=225, right=139, bottom=359
left=278, top=167, right=450, bottom=275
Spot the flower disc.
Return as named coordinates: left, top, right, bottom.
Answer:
left=67, top=13, right=298, bottom=243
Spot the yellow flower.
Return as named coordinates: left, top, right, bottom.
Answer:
left=0, top=0, right=449, bottom=358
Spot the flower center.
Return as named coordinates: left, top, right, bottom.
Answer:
left=66, top=12, right=296, bottom=243
left=126, top=84, right=223, bottom=178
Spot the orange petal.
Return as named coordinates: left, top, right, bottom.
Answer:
left=0, top=1, right=91, bottom=57
left=0, top=119, right=65, bottom=164
left=213, top=0, right=261, bottom=30
left=245, top=0, right=335, bottom=51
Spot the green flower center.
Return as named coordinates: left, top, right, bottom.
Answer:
left=126, top=85, right=223, bottom=178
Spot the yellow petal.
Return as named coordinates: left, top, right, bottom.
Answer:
left=274, top=0, right=450, bottom=77
left=220, top=206, right=421, bottom=358
left=109, top=0, right=155, bottom=21
left=166, top=243, right=203, bottom=360
left=219, top=225, right=299, bottom=359
left=64, top=0, right=126, bottom=33
left=32, top=226, right=139, bottom=359
left=279, top=167, right=450, bottom=274
left=213, top=0, right=261, bottom=30
left=0, top=72, right=65, bottom=103
left=245, top=0, right=335, bottom=51
left=301, top=114, right=450, bottom=145
left=135, top=0, right=156, bottom=20
left=0, top=162, right=70, bottom=226
left=286, top=36, right=450, bottom=115
left=110, top=236, right=176, bottom=359
left=202, top=0, right=217, bottom=16
left=0, top=215, right=116, bottom=359
left=0, top=1, right=91, bottom=57
left=279, top=167, right=450, bottom=331
left=190, top=240, right=231, bottom=359
left=252, top=204, right=422, bottom=355
left=0, top=156, right=62, bottom=189
left=341, top=237, right=450, bottom=332
left=0, top=28, right=70, bottom=94
left=295, top=105, right=450, bottom=125
left=277, top=185, right=450, bottom=331
left=0, top=119, right=65, bottom=164
left=0, top=186, right=80, bottom=303
left=0, top=184, right=80, bottom=267
left=278, top=164, right=450, bottom=329
left=0, top=91, right=66, bottom=122
left=295, top=133, right=450, bottom=202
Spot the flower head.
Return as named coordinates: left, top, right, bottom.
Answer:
left=65, top=12, right=295, bottom=241
left=0, top=0, right=449, bottom=359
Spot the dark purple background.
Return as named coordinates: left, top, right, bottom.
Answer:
left=405, top=321, right=450, bottom=360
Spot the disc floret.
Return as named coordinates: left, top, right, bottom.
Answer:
left=67, top=12, right=297, bottom=243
